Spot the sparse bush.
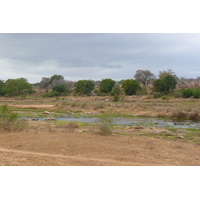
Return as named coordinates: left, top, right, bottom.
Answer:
left=42, top=91, right=60, bottom=97
left=153, top=92, right=161, bottom=98
left=96, top=117, right=113, bottom=136
left=136, top=87, right=148, bottom=96
left=162, top=95, right=170, bottom=100
left=0, top=104, right=28, bottom=132
left=171, top=111, right=188, bottom=120
left=189, top=111, right=200, bottom=121
left=173, top=91, right=182, bottom=98
left=113, top=94, right=119, bottom=102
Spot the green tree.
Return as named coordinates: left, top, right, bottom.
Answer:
left=74, top=80, right=95, bottom=95
left=0, top=80, right=5, bottom=95
left=2, top=78, right=32, bottom=96
left=122, top=79, right=141, bottom=95
left=99, top=79, right=115, bottom=94
left=52, top=85, right=67, bottom=95
left=159, top=69, right=179, bottom=80
left=153, top=75, right=177, bottom=95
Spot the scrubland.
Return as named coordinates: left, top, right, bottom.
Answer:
left=0, top=95, right=200, bottom=166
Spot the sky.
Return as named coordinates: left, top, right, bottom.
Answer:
left=1, top=33, right=200, bottom=83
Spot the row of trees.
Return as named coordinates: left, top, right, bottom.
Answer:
left=0, top=69, right=181, bottom=97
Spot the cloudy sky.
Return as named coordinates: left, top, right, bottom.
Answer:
left=1, top=33, right=200, bottom=83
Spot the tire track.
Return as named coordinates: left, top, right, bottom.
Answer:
left=0, top=147, right=139, bottom=165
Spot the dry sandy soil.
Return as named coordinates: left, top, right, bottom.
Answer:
left=0, top=121, right=200, bottom=166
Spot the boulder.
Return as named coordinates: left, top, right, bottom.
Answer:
left=42, top=111, right=50, bottom=115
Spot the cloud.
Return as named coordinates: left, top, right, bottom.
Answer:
left=1, top=33, right=200, bottom=82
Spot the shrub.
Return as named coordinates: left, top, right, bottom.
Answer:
left=42, top=91, right=60, bottom=97
left=0, top=104, right=28, bottom=132
left=162, top=95, right=170, bottom=100
left=97, top=117, right=113, bottom=136
left=113, top=94, right=119, bottom=102
left=171, top=111, right=188, bottom=120
left=181, top=89, right=200, bottom=99
left=173, top=91, right=182, bottom=98
left=153, top=92, right=161, bottom=98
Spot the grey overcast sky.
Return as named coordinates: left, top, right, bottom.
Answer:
left=1, top=33, right=200, bottom=83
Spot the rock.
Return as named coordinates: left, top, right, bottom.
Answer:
left=45, top=117, right=55, bottom=121
left=134, top=125, right=144, bottom=129
left=177, top=136, right=184, bottom=139
left=32, top=117, right=38, bottom=121
left=42, top=111, right=50, bottom=115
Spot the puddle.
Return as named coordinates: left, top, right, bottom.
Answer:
left=24, top=116, right=200, bottom=129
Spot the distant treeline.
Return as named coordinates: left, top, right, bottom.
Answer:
left=1, top=69, right=200, bottom=99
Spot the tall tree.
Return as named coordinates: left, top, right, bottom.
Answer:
left=134, top=70, right=155, bottom=86
left=99, top=79, right=116, bottom=94
left=74, top=80, right=95, bottom=95
left=153, top=75, right=177, bottom=95
left=122, top=79, right=141, bottom=95
left=159, top=69, right=179, bottom=80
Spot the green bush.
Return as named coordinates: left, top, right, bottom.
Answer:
left=42, top=91, right=60, bottom=97
left=173, top=91, right=182, bottom=98
left=0, top=104, right=28, bottom=132
left=136, top=88, right=148, bottom=96
left=153, top=92, right=161, bottom=98
left=162, top=95, right=170, bottom=100
left=181, top=89, right=200, bottom=98
left=113, top=94, right=119, bottom=102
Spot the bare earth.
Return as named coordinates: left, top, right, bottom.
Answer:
left=0, top=121, right=200, bottom=166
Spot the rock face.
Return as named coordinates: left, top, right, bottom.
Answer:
left=42, top=111, right=50, bottom=115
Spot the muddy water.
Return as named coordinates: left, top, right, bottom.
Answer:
left=26, top=116, right=200, bottom=129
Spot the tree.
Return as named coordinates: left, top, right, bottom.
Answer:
left=40, top=77, right=51, bottom=92
left=159, top=69, right=179, bottom=80
left=74, top=80, right=95, bottom=95
left=134, top=70, right=155, bottom=86
left=39, top=75, right=65, bottom=92
left=49, top=74, right=64, bottom=85
left=52, top=85, right=67, bottom=95
left=0, top=80, right=4, bottom=95
left=153, top=75, right=177, bottom=95
left=122, top=79, right=141, bottom=95
left=99, top=79, right=115, bottom=94
left=2, top=78, right=32, bottom=96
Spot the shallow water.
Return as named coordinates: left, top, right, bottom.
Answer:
left=25, top=116, right=200, bottom=129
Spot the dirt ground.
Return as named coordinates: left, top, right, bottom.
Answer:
left=0, top=121, right=200, bottom=166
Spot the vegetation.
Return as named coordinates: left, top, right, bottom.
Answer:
left=52, top=84, right=67, bottom=95
left=122, top=79, right=141, bottom=95
left=0, top=104, right=28, bottom=132
left=1, top=78, right=32, bottom=96
left=99, top=79, right=115, bottom=94
left=181, top=89, right=200, bottom=98
left=74, top=80, right=94, bottom=95
left=134, top=69, right=155, bottom=86
left=153, top=75, right=177, bottom=95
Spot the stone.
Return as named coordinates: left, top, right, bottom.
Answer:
left=42, top=111, right=50, bottom=115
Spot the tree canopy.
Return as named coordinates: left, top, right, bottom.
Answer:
left=1, top=78, right=32, bottom=96
left=134, top=70, right=155, bottom=86
left=153, top=75, right=177, bottom=94
left=122, top=79, right=141, bottom=95
left=74, top=80, right=95, bottom=95
left=99, top=79, right=116, bottom=94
